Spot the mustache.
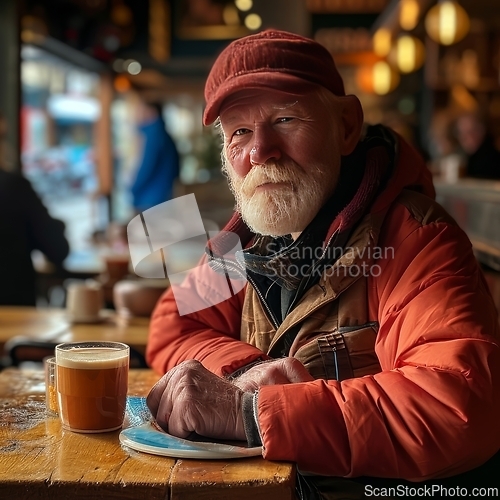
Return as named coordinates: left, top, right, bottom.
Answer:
left=237, top=162, right=301, bottom=196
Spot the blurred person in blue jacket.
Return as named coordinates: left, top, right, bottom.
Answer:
left=0, top=112, right=70, bottom=306
left=130, top=101, right=180, bottom=213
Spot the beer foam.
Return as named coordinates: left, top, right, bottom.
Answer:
left=56, top=347, right=129, bottom=369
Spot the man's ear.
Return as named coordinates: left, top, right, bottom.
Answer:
left=339, top=95, right=364, bottom=156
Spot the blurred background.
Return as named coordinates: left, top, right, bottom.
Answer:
left=1, top=0, right=500, bottom=311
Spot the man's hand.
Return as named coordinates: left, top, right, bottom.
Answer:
left=232, top=357, right=314, bottom=392
left=146, top=360, right=246, bottom=441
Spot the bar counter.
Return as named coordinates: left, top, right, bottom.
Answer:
left=434, top=178, right=500, bottom=271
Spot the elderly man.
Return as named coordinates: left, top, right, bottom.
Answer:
left=145, top=30, right=500, bottom=495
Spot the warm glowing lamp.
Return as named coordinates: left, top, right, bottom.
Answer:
left=235, top=0, right=253, bottom=11
left=395, top=35, right=425, bottom=73
left=400, top=0, right=420, bottom=31
left=373, top=28, right=392, bottom=57
left=425, top=0, right=470, bottom=46
left=373, top=61, right=400, bottom=95
left=356, top=62, right=400, bottom=95
left=245, top=13, right=261, bottom=30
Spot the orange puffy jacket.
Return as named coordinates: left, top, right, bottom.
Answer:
left=146, top=132, right=500, bottom=480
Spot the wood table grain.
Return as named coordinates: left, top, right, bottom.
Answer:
left=0, top=306, right=150, bottom=357
left=0, top=368, right=296, bottom=499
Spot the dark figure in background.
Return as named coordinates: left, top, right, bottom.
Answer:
left=456, top=111, right=500, bottom=179
left=0, top=171, right=70, bottom=305
left=130, top=101, right=180, bottom=213
left=0, top=114, right=69, bottom=305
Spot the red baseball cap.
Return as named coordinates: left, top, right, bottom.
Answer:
left=203, top=29, right=346, bottom=126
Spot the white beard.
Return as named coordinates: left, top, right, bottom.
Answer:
left=222, top=155, right=338, bottom=237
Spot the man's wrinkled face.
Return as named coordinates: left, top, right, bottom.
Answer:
left=219, top=88, right=344, bottom=237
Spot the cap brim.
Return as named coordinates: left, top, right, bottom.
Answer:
left=203, top=72, right=323, bottom=126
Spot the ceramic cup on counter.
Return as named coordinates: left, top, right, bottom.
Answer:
left=66, top=280, right=104, bottom=323
left=113, top=279, right=168, bottom=318
left=55, top=341, right=129, bottom=433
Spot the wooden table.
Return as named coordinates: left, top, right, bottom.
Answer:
left=0, top=306, right=150, bottom=358
left=0, top=368, right=295, bottom=499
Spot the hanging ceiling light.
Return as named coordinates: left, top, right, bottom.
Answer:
left=245, top=13, right=262, bottom=30
left=356, top=61, right=400, bottom=95
left=400, top=0, right=420, bottom=31
left=425, top=0, right=470, bottom=46
left=373, top=28, right=392, bottom=57
left=373, top=61, right=399, bottom=95
left=235, top=0, right=253, bottom=11
left=373, top=61, right=400, bottom=95
left=394, top=34, right=426, bottom=73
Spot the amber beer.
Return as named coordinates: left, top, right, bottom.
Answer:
left=56, top=342, right=129, bottom=433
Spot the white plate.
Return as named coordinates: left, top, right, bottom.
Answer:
left=119, top=396, right=262, bottom=459
left=119, top=423, right=262, bottom=459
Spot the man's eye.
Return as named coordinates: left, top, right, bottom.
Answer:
left=234, top=128, right=250, bottom=136
left=277, top=117, right=293, bottom=124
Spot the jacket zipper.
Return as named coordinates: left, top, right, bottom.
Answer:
left=209, top=256, right=281, bottom=329
left=283, top=229, right=344, bottom=317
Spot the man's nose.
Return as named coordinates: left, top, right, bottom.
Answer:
left=249, top=126, right=282, bottom=167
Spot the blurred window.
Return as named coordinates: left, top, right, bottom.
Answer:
left=21, top=45, right=102, bottom=251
